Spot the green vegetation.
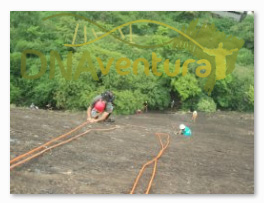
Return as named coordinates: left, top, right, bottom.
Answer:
left=10, top=11, right=254, bottom=113
left=197, top=96, right=217, bottom=112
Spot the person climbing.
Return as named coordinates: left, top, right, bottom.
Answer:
left=171, top=100, right=175, bottom=109
left=143, top=101, right=148, bottom=113
left=87, top=91, right=115, bottom=123
left=30, top=103, right=39, bottom=110
left=178, top=124, right=192, bottom=137
left=192, top=110, right=198, bottom=122
left=46, top=103, right=53, bottom=110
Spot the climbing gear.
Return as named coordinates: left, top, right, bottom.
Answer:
left=101, top=91, right=115, bottom=103
left=94, top=100, right=106, bottom=112
left=10, top=122, right=119, bottom=170
left=179, top=124, right=185, bottom=130
left=11, top=119, right=170, bottom=194
left=130, top=132, right=170, bottom=194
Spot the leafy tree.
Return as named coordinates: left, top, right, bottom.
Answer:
left=10, top=11, right=254, bottom=113
left=196, top=96, right=217, bottom=112
left=171, top=74, right=202, bottom=102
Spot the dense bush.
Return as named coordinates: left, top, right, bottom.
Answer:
left=211, top=74, right=254, bottom=111
left=171, top=74, right=202, bottom=102
left=10, top=11, right=254, bottom=113
left=10, top=83, right=22, bottom=104
left=230, top=15, right=254, bottom=52
left=196, top=96, right=217, bottom=112
left=246, top=85, right=254, bottom=110
left=113, top=90, right=147, bottom=114
left=237, top=48, right=254, bottom=65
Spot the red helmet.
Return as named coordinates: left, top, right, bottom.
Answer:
left=94, top=100, right=106, bottom=112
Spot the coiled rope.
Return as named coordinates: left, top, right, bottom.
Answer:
left=10, top=121, right=89, bottom=165
left=10, top=122, right=119, bottom=170
left=10, top=121, right=170, bottom=194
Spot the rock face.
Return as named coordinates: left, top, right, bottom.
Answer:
left=10, top=108, right=254, bottom=194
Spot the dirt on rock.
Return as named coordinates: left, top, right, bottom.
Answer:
left=10, top=107, right=254, bottom=194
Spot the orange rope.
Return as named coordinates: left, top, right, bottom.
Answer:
left=10, top=121, right=89, bottom=165
left=146, top=160, right=157, bottom=194
left=130, top=133, right=170, bottom=194
left=10, top=125, right=119, bottom=170
left=11, top=119, right=170, bottom=194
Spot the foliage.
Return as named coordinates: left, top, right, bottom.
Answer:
left=113, top=90, right=147, bottom=114
left=245, top=85, right=254, bottom=110
left=236, top=48, right=254, bottom=65
left=230, top=15, right=254, bottom=51
left=10, top=11, right=254, bottom=113
left=10, top=83, right=22, bottom=103
left=171, top=74, right=202, bottom=101
left=196, top=96, right=217, bottom=112
left=211, top=74, right=254, bottom=111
